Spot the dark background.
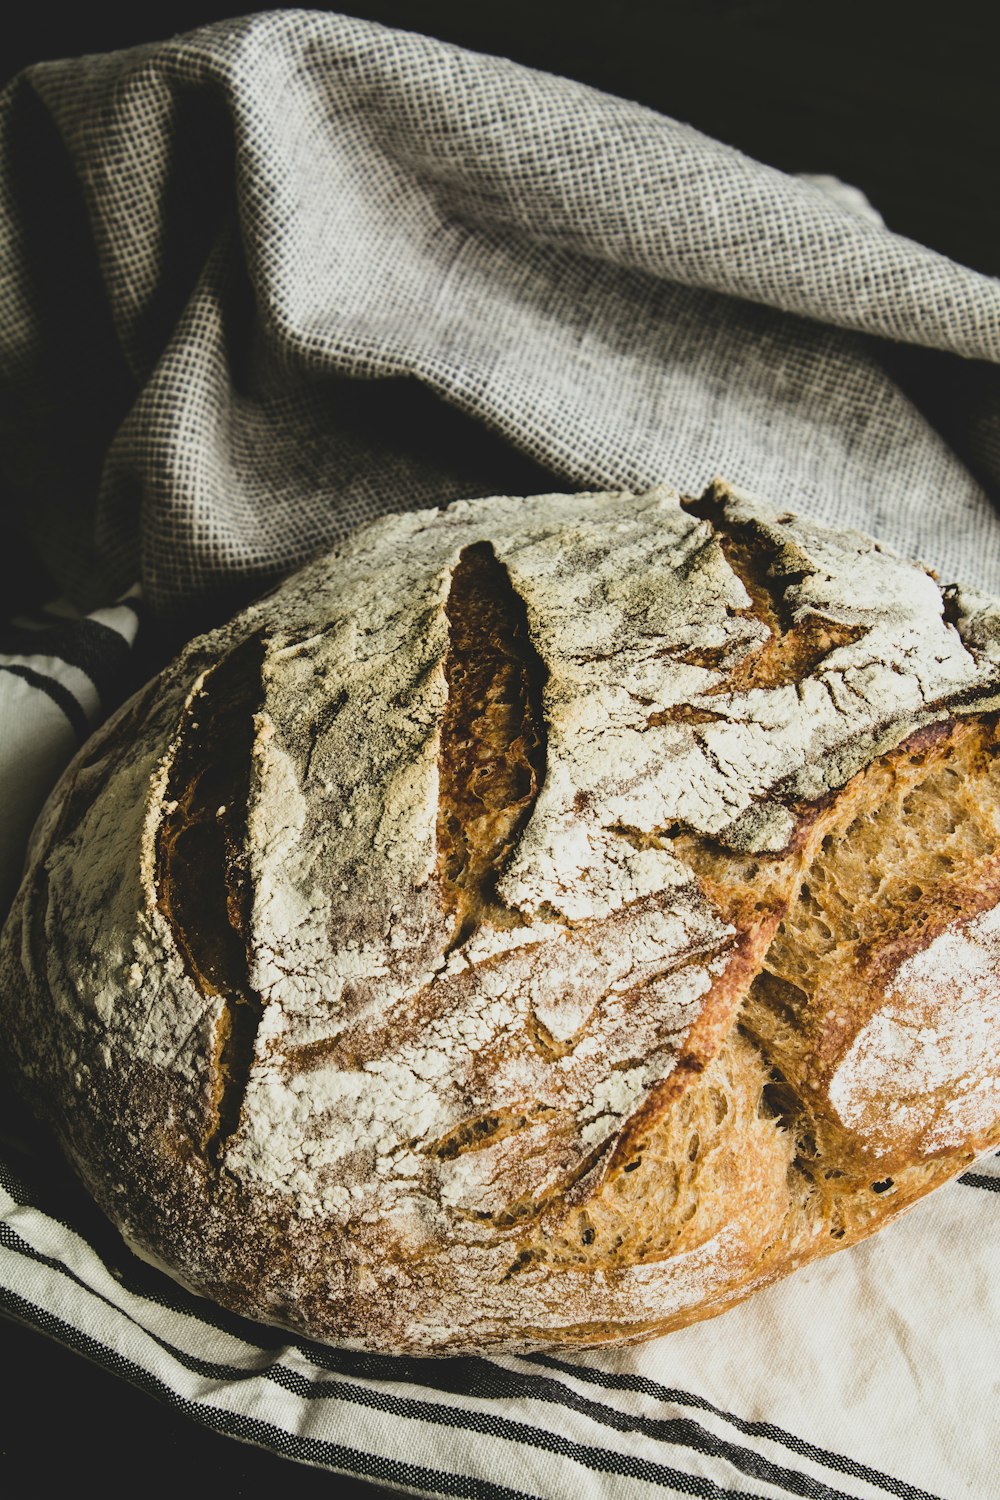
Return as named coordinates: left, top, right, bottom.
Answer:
left=2, top=2, right=997, bottom=1495
left=4, top=0, right=999, bottom=280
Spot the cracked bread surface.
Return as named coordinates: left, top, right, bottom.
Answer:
left=3, top=479, right=1000, bottom=1353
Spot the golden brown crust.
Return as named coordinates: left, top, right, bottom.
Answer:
left=3, top=481, right=1000, bottom=1354
left=747, top=713, right=1000, bottom=1174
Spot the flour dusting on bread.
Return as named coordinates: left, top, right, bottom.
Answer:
left=3, top=480, right=1000, bottom=1353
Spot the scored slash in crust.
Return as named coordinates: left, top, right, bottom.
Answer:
left=2, top=480, right=1000, bottom=1353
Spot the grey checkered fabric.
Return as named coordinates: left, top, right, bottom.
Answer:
left=2, top=12, right=1000, bottom=1500
left=3, top=9, right=1000, bottom=621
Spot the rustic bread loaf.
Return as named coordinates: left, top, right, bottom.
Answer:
left=3, top=480, right=1000, bottom=1353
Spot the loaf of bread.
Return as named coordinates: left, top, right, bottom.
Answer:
left=3, top=481, right=1000, bottom=1353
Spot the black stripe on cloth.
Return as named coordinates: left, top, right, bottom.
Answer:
left=523, top=1355, right=941, bottom=1500
left=0, top=1167, right=928, bottom=1500
left=0, top=615, right=133, bottom=706
left=274, top=1342, right=868, bottom=1500
left=0, top=662, right=90, bottom=742
left=0, top=1220, right=287, bottom=1375
left=0, top=1224, right=834, bottom=1500
left=0, top=1166, right=970, bottom=1498
left=0, top=1159, right=291, bottom=1347
left=0, top=1164, right=858, bottom=1500
left=959, top=1173, right=1000, bottom=1193
left=283, top=1360, right=858, bottom=1500
left=0, top=1291, right=535, bottom=1500
left=0, top=1156, right=956, bottom=1500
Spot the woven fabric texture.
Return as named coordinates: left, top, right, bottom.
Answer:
left=3, top=9, right=1000, bottom=621
left=2, top=11, right=1000, bottom=1499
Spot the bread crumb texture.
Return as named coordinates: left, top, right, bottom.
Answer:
left=4, top=481, right=1000, bottom=1353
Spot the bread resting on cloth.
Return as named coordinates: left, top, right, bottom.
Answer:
left=3, top=480, right=1000, bottom=1353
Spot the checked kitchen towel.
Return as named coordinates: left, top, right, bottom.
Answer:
left=2, top=11, right=1000, bottom=1498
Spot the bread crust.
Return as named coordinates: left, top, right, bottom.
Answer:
left=3, top=480, right=1000, bottom=1353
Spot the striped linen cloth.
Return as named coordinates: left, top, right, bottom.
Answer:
left=0, top=595, right=141, bottom=915
left=2, top=12, right=1000, bottom=1498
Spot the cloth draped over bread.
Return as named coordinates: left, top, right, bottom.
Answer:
left=2, top=11, right=1000, bottom=1499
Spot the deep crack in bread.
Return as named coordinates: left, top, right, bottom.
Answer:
left=3, top=480, right=1000, bottom=1352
